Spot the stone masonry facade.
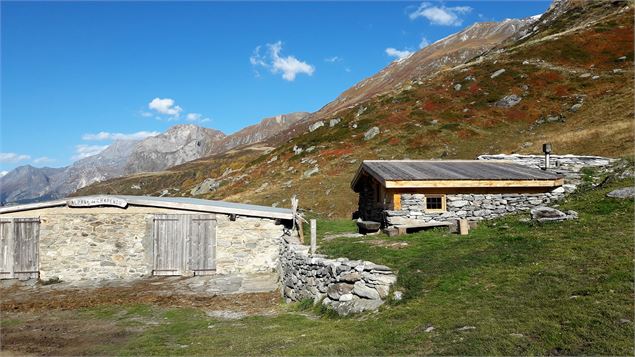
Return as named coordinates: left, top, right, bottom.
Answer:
left=1, top=206, right=285, bottom=284
left=279, top=233, right=397, bottom=315
left=386, top=189, right=565, bottom=225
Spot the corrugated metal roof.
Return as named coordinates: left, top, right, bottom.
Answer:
left=352, top=160, right=563, bottom=189
left=0, top=195, right=293, bottom=220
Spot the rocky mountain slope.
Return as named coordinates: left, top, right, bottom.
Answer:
left=0, top=112, right=307, bottom=205
left=75, top=0, right=634, bottom=218
left=313, top=17, right=536, bottom=120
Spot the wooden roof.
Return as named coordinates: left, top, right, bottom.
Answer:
left=352, top=160, right=564, bottom=191
left=0, top=195, right=293, bottom=220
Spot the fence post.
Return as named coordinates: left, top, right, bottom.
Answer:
left=310, top=219, right=317, bottom=254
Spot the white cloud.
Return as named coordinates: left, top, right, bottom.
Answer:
left=33, top=157, right=55, bottom=164
left=186, top=113, right=210, bottom=123
left=250, top=41, right=315, bottom=81
left=409, top=2, right=472, bottom=26
left=82, top=131, right=159, bottom=141
left=324, top=56, right=341, bottom=63
left=140, top=111, right=153, bottom=117
left=386, top=47, right=414, bottom=61
left=148, top=97, right=183, bottom=117
left=419, top=36, right=430, bottom=49
left=0, top=170, right=7, bottom=177
left=72, top=145, right=108, bottom=161
left=0, top=152, right=31, bottom=163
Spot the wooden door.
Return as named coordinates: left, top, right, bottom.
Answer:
left=188, top=215, right=216, bottom=275
left=153, top=215, right=187, bottom=276
left=0, top=218, right=40, bottom=280
left=152, top=214, right=216, bottom=276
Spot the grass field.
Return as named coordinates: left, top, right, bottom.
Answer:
left=2, top=176, right=634, bottom=355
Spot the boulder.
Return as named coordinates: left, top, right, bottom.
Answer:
left=364, top=127, right=380, bottom=141
left=329, top=118, right=341, bottom=127
left=303, top=167, right=319, bottom=178
left=308, top=121, right=325, bottom=132
left=495, top=94, right=522, bottom=108
left=530, top=206, right=577, bottom=222
left=490, top=69, right=506, bottom=78
left=190, top=178, right=220, bottom=195
left=607, top=187, right=635, bottom=199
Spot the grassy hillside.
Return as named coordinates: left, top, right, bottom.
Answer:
left=8, top=168, right=634, bottom=355
left=75, top=2, right=634, bottom=219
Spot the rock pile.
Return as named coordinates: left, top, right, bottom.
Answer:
left=280, top=235, right=397, bottom=316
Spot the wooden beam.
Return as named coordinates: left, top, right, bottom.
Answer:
left=385, top=178, right=564, bottom=189
left=393, top=193, right=401, bottom=210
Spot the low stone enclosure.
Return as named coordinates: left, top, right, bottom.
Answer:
left=279, top=233, right=397, bottom=315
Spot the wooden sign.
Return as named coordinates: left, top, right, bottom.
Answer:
left=67, top=196, right=128, bottom=208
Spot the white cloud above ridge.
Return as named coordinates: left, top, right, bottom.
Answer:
left=148, top=97, right=183, bottom=117
left=0, top=152, right=31, bottom=163
left=72, top=144, right=109, bottom=161
left=409, top=2, right=472, bottom=26
left=186, top=113, right=211, bottom=123
left=250, top=41, right=315, bottom=81
left=324, top=56, right=341, bottom=63
left=82, top=131, right=160, bottom=141
left=0, top=171, right=7, bottom=177
left=385, top=47, right=414, bottom=61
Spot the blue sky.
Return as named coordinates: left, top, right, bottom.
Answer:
left=0, top=1, right=551, bottom=173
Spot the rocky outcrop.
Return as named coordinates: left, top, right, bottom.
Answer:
left=280, top=234, right=397, bottom=316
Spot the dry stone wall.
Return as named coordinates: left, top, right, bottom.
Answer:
left=279, top=234, right=397, bottom=315
left=386, top=189, right=565, bottom=225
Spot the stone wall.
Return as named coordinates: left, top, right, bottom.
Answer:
left=37, top=212, right=150, bottom=282
left=386, top=189, right=565, bottom=225
left=1, top=206, right=285, bottom=285
left=279, top=234, right=397, bottom=315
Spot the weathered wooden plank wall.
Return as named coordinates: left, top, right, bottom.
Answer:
left=153, top=214, right=216, bottom=276
left=0, top=217, right=40, bottom=279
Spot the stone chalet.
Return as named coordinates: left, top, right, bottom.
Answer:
left=351, top=160, right=565, bottom=228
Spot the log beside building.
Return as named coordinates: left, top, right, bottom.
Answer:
left=351, top=160, right=565, bottom=228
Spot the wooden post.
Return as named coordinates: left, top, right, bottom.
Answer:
left=298, top=218, right=305, bottom=244
left=459, top=219, right=469, bottom=236
left=310, top=219, right=317, bottom=254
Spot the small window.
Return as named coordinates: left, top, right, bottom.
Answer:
left=425, top=195, right=446, bottom=212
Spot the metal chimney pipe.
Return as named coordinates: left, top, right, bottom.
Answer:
left=542, top=143, right=552, bottom=170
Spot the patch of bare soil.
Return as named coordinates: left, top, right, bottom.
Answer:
left=1, top=311, right=130, bottom=356
left=0, top=279, right=280, bottom=314
left=0, top=279, right=282, bottom=355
